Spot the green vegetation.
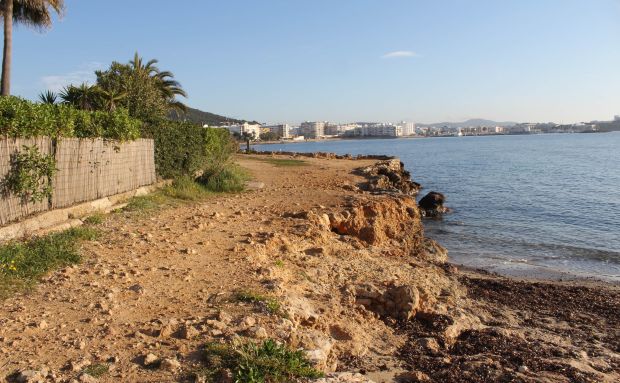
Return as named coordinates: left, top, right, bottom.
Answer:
left=1, top=145, right=57, bottom=203
left=255, top=158, right=307, bottom=167
left=0, top=226, right=98, bottom=299
left=201, top=339, right=322, bottom=383
left=236, top=290, right=284, bottom=316
left=82, top=363, right=109, bottom=378
left=259, top=131, right=279, bottom=141
left=0, top=96, right=141, bottom=140
left=168, top=106, right=243, bottom=127
left=83, top=212, right=104, bottom=225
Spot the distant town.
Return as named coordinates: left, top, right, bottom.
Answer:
left=212, top=115, right=620, bottom=142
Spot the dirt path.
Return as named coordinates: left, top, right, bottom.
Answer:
left=0, top=156, right=377, bottom=382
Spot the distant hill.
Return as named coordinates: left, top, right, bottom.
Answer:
left=419, top=119, right=518, bottom=128
left=169, top=106, right=246, bottom=126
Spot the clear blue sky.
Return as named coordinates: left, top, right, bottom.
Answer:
left=11, top=0, right=620, bottom=124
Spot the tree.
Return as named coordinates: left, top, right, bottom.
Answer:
left=1, top=0, right=64, bottom=96
left=96, top=87, right=126, bottom=112
left=59, top=83, right=99, bottom=111
left=95, top=52, right=187, bottom=121
left=38, top=89, right=56, bottom=104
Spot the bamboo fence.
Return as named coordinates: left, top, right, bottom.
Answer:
left=0, top=137, right=155, bottom=226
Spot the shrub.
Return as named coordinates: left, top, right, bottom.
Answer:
left=141, top=121, right=238, bottom=179
left=1, top=145, right=57, bottom=203
left=0, top=96, right=141, bottom=140
left=202, top=339, right=322, bottom=383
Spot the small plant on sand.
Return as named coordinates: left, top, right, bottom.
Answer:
left=83, top=212, right=104, bottom=225
left=274, top=259, right=284, bottom=268
left=0, top=227, right=99, bottom=299
left=236, top=290, right=284, bottom=316
left=83, top=363, right=109, bottom=378
left=202, top=339, right=322, bottom=383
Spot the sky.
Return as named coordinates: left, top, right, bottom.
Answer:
left=10, top=0, right=620, bottom=124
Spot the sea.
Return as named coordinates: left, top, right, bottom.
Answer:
left=254, top=133, right=620, bottom=282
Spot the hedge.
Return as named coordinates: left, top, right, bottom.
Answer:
left=0, top=96, right=141, bottom=141
left=140, top=121, right=236, bottom=179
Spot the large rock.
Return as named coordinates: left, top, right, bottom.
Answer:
left=355, top=284, right=420, bottom=321
left=357, top=159, right=421, bottom=195
left=327, top=195, right=424, bottom=255
left=418, top=192, right=447, bottom=217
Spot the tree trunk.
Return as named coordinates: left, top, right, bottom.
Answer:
left=1, top=0, right=13, bottom=96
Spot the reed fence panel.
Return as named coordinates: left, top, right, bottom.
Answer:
left=0, top=137, right=156, bottom=226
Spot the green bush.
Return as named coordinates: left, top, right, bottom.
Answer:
left=141, top=121, right=237, bottom=179
left=202, top=339, right=322, bottom=383
left=0, top=96, right=141, bottom=141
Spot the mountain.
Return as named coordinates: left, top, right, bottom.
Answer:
left=168, top=106, right=246, bottom=126
left=418, top=119, right=518, bottom=128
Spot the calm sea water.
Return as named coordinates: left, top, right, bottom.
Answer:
left=255, top=133, right=620, bottom=282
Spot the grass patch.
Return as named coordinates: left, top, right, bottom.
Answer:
left=124, top=166, right=249, bottom=215
left=202, top=339, right=322, bottom=383
left=198, top=165, right=249, bottom=193
left=83, top=212, right=105, bottom=225
left=83, top=363, right=109, bottom=378
left=0, top=227, right=99, bottom=299
left=255, top=158, right=307, bottom=167
left=236, top=290, right=284, bottom=316
left=274, top=260, right=284, bottom=268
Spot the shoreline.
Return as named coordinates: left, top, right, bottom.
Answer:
left=246, top=149, right=620, bottom=287
left=0, top=154, right=617, bottom=382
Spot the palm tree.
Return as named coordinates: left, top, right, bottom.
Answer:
left=59, top=83, right=98, bottom=111
left=129, top=52, right=159, bottom=77
left=1, top=0, right=64, bottom=96
left=129, top=52, right=187, bottom=112
left=97, top=87, right=126, bottom=111
left=38, top=89, right=56, bottom=104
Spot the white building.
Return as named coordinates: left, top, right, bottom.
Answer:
left=361, top=123, right=402, bottom=137
left=262, top=124, right=290, bottom=139
left=299, top=121, right=326, bottom=139
left=399, top=121, right=416, bottom=136
left=227, top=122, right=262, bottom=138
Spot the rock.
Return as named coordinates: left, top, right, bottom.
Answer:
left=78, top=373, right=98, bottom=383
left=128, top=284, right=145, bottom=294
left=160, top=357, right=181, bottom=371
left=159, top=324, right=174, bottom=338
left=357, top=159, right=420, bottom=195
left=418, top=191, right=447, bottom=217
left=16, top=369, right=46, bottom=383
left=396, top=370, right=431, bottom=382
left=302, top=331, right=333, bottom=370
left=355, top=284, right=420, bottom=320
left=218, top=311, right=232, bottom=323
left=70, top=359, right=91, bottom=372
left=413, top=337, right=441, bottom=354
left=248, top=326, right=268, bottom=339
left=37, top=320, right=48, bottom=330
left=143, top=353, right=159, bottom=367
left=518, top=365, right=529, bottom=373
left=180, top=324, right=199, bottom=339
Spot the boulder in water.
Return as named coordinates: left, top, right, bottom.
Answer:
left=418, top=191, right=447, bottom=217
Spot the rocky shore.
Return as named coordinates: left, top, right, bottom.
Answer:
left=0, top=154, right=618, bottom=383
